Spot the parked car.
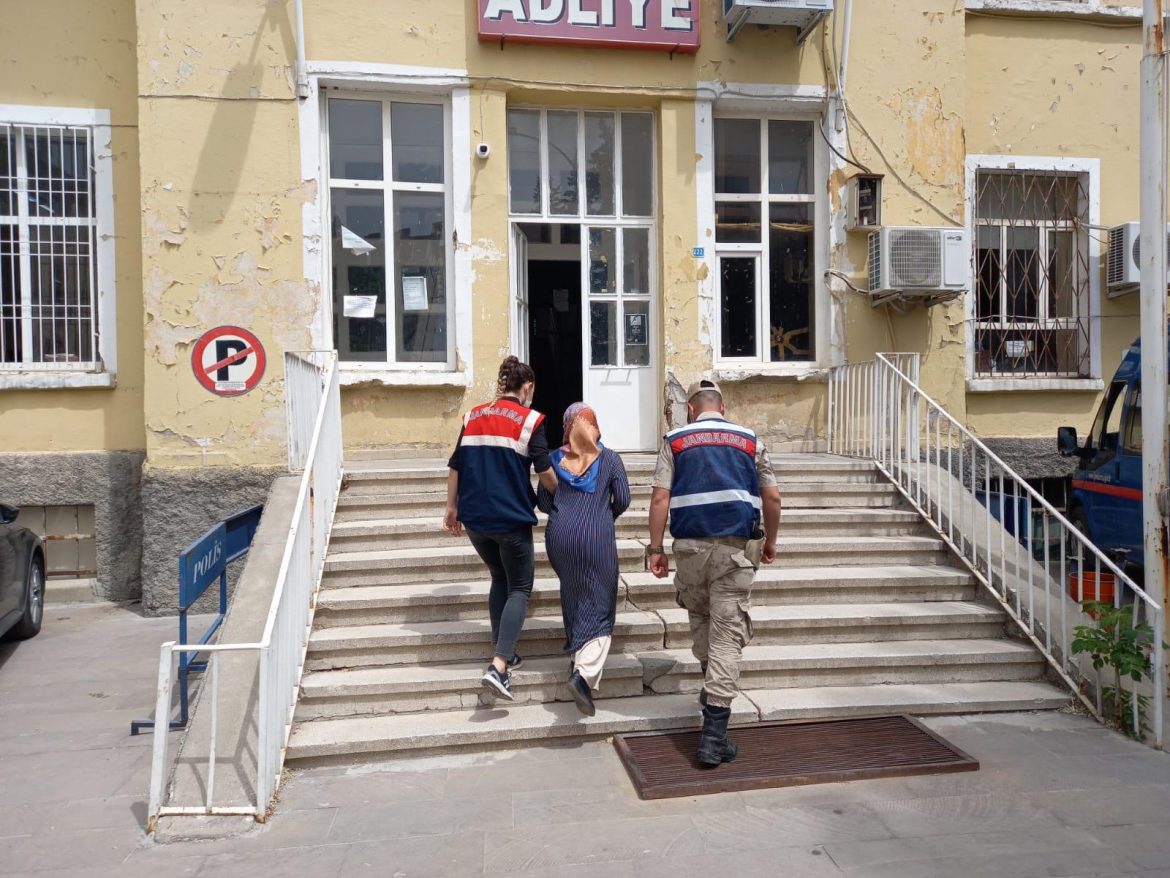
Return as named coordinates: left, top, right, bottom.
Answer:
left=0, top=504, right=44, bottom=641
left=1058, top=334, right=1167, bottom=575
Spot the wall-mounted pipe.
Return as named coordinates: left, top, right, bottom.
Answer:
left=835, top=0, right=853, bottom=132
left=294, top=0, right=309, bottom=99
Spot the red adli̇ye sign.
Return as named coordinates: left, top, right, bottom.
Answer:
left=191, top=326, right=267, bottom=397
left=477, top=0, right=700, bottom=53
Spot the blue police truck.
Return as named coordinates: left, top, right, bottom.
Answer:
left=1057, top=335, right=1166, bottom=574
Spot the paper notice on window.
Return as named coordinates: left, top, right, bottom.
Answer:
left=553, top=288, right=570, bottom=312
left=625, top=312, right=647, bottom=346
left=343, top=294, right=377, bottom=318
left=341, top=225, right=376, bottom=255
left=402, top=276, right=429, bottom=312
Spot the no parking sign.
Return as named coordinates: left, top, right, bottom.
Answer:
left=191, top=326, right=266, bottom=397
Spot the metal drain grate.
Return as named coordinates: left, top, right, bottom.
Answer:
left=614, top=715, right=979, bottom=800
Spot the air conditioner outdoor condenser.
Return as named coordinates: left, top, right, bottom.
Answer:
left=867, top=227, right=968, bottom=305
left=724, top=0, right=833, bottom=43
left=1106, top=221, right=1170, bottom=297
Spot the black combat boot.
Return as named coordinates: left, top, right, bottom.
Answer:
left=696, top=704, right=737, bottom=767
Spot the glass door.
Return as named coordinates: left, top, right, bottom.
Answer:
left=583, top=225, right=656, bottom=450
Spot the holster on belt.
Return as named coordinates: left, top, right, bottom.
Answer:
left=744, top=519, right=765, bottom=570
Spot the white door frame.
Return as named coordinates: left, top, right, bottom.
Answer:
left=505, top=105, right=660, bottom=450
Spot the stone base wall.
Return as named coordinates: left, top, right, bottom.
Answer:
left=0, top=451, right=145, bottom=601
left=140, top=465, right=283, bottom=615
left=981, top=438, right=1076, bottom=482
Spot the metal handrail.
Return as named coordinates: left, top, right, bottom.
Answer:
left=147, top=352, right=343, bottom=828
left=829, top=353, right=1164, bottom=746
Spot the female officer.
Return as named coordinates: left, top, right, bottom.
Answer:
left=445, top=356, right=557, bottom=701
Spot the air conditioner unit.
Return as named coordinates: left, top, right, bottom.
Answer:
left=1106, top=221, right=1170, bottom=297
left=724, top=0, right=834, bottom=43
left=867, top=227, right=968, bottom=304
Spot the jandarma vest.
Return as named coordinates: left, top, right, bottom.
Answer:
left=457, top=398, right=545, bottom=533
left=666, top=417, right=761, bottom=540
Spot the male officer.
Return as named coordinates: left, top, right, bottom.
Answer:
left=647, top=379, right=781, bottom=766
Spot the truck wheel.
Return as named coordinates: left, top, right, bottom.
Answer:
left=1065, top=506, right=1090, bottom=561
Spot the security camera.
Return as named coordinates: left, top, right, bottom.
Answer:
left=475, top=142, right=491, bottom=160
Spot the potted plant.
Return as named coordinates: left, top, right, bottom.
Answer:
left=1071, top=601, right=1159, bottom=739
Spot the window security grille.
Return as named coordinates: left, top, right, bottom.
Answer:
left=974, top=171, right=1090, bottom=379
left=0, top=124, right=99, bottom=370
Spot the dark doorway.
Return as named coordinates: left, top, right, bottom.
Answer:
left=527, top=260, right=582, bottom=450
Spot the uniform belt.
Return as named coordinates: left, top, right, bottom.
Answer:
left=683, top=535, right=747, bottom=549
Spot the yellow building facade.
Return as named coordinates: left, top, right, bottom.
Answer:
left=0, top=0, right=1147, bottom=609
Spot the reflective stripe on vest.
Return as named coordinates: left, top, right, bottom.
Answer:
left=462, top=402, right=543, bottom=458
left=457, top=399, right=545, bottom=532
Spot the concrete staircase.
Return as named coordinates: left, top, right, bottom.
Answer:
left=286, top=454, right=1070, bottom=765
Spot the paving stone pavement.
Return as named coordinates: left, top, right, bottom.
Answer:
left=3, top=604, right=1170, bottom=877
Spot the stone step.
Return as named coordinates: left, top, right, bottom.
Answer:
left=295, top=638, right=1046, bottom=721
left=286, top=692, right=757, bottom=764
left=45, top=577, right=99, bottom=604
left=659, top=601, right=1007, bottom=647
left=284, top=682, right=1070, bottom=765
left=746, top=681, right=1072, bottom=722
left=622, top=564, right=977, bottom=610
left=304, top=610, right=665, bottom=671
left=321, top=540, right=647, bottom=587
left=321, top=536, right=951, bottom=588
left=340, top=456, right=882, bottom=495
left=312, top=564, right=978, bottom=628
left=296, top=654, right=645, bottom=720
left=327, top=509, right=929, bottom=553
left=315, top=577, right=580, bottom=627
left=640, top=639, right=1047, bottom=695
left=332, top=482, right=903, bottom=520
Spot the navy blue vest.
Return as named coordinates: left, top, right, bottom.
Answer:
left=666, top=417, right=761, bottom=539
left=456, top=398, right=544, bottom=533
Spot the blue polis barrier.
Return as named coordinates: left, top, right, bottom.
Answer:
left=131, top=504, right=264, bottom=735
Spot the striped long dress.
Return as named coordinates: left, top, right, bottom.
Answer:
left=537, top=448, right=631, bottom=654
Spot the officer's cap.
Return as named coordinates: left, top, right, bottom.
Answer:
left=686, top=378, right=723, bottom=402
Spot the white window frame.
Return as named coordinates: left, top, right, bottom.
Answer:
left=0, top=104, right=116, bottom=390
left=322, top=91, right=456, bottom=374
left=708, top=112, right=826, bottom=373
left=300, top=63, right=473, bottom=387
left=965, top=154, right=1103, bottom=393
left=693, top=84, right=836, bottom=381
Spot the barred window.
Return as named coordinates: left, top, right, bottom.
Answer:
left=1, top=124, right=100, bottom=370
left=973, top=170, right=1091, bottom=378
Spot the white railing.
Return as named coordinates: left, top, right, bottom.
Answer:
left=147, top=352, right=343, bottom=828
left=829, top=353, right=1165, bottom=746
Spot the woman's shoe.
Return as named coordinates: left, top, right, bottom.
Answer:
left=481, top=665, right=514, bottom=702
left=567, top=671, right=596, bottom=716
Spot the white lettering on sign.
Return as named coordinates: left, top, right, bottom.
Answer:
left=567, top=0, right=598, bottom=26
left=662, top=0, right=691, bottom=30
left=628, top=0, right=649, bottom=28
left=478, top=0, right=699, bottom=50
left=531, top=0, right=564, bottom=22
left=193, top=540, right=224, bottom=582
left=485, top=0, right=527, bottom=21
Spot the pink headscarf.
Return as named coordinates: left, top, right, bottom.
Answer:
left=560, top=402, right=601, bottom=476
